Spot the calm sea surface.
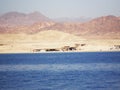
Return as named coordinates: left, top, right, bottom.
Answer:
left=0, top=52, right=120, bottom=90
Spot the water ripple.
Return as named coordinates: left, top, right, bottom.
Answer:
left=0, top=63, right=120, bottom=71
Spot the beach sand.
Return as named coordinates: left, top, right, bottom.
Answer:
left=0, top=30, right=120, bottom=53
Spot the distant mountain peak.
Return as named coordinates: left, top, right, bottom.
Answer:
left=0, top=11, right=51, bottom=26
left=28, top=11, right=45, bottom=17
left=96, top=15, right=117, bottom=20
left=104, top=15, right=117, bottom=18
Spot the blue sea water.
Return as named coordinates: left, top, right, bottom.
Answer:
left=0, top=52, right=120, bottom=90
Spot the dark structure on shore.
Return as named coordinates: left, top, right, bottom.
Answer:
left=32, top=43, right=86, bottom=53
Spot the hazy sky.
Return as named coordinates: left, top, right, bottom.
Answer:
left=0, top=0, right=120, bottom=18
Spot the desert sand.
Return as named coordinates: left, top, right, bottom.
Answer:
left=0, top=30, right=120, bottom=53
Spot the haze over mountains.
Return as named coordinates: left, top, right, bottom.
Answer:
left=0, top=12, right=120, bottom=39
left=53, top=17, right=92, bottom=23
left=0, top=12, right=51, bottom=26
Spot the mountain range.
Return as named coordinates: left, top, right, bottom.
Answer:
left=0, top=12, right=120, bottom=39
left=0, top=11, right=51, bottom=26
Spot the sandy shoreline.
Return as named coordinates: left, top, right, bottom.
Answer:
left=0, top=50, right=119, bottom=54
left=0, top=31, right=120, bottom=53
left=0, top=40, right=120, bottom=53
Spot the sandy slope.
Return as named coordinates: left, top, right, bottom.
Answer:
left=0, top=30, right=84, bottom=53
left=0, top=30, right=120, bottom=53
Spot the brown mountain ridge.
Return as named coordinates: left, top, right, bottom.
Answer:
left=0, top=12, right=120, bottom=39
left=0, top=12, right=51, bottom=26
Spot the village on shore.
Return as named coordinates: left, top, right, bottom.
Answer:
left=0, top=40, right=120, bottom=53
left=32, top=43, right=120, bottom=53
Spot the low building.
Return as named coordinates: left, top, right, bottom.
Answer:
left=114, top=45, right=120, bottom=50
left=32, top=43, right=87, bottom=52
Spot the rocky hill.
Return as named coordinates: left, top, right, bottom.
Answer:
left=0, top=12, right=120, bottom=39
left=0, top=11, right=51, bottom=26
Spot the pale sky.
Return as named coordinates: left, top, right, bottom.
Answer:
left=0, top=0, right=120, bottom=18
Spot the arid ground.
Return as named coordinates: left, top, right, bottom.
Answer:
left=0, top=12, right=120, bottom=53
